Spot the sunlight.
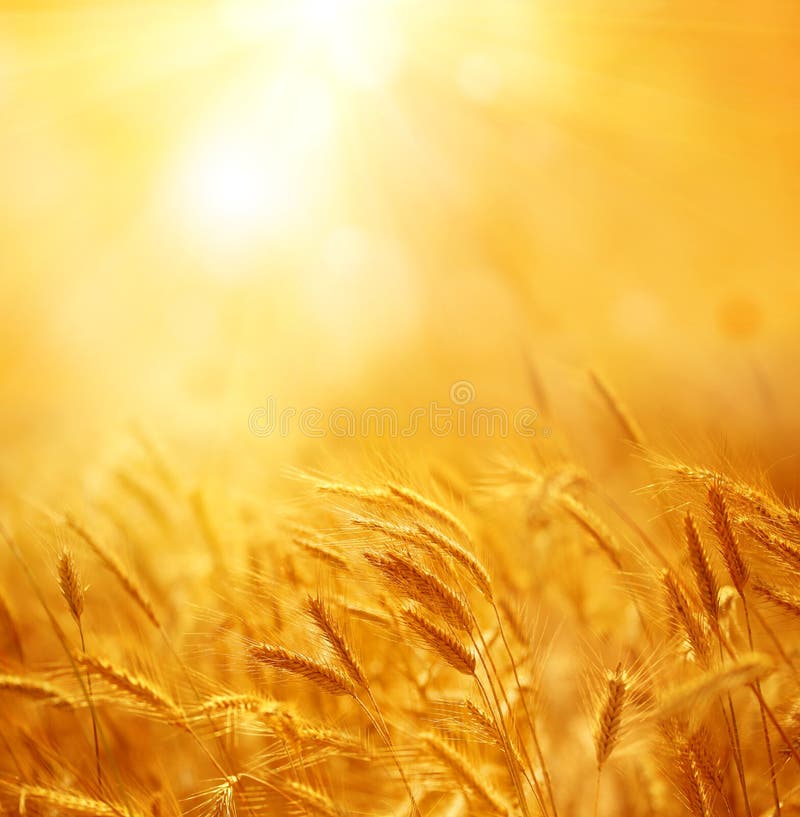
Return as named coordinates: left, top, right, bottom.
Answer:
left=166, top=76, right=335, bottom=260
left=222, top=0, right=403, bottom=88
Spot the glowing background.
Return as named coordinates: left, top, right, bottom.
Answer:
left=1, top=0, right=799, bottom=499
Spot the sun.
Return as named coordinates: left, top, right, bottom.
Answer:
left=165, top=0, right=402, bottom=263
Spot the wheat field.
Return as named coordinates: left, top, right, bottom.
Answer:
left=1, top=1, right=800, bottom=816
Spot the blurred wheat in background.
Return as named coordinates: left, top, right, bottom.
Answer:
left=1, top=1, right=800, bottom=815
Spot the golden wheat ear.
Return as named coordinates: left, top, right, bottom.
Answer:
left=75, top=652, right=185, bottom=725
left=400, top=605, right=476, bottom=676
left=414, top=520, right=493, bottom=601
left=684, top=513, right=719, bottom=627
left=306, top=595, right=368, bottom=689
left=248, top=643, right=356, bottom=697
left=594, top=663, right=627, bottom=770
left=0, top=674, right=74, bottom=708
left=364, top=549, right=472, bottom=633
left=661, top=569, right=711, bottom=666
left=707, top=481, right=750, bottom=596
left=57, top=546, right=84, bottom=623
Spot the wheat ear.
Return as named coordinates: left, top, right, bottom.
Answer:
left=594, top=663, right=627, bottom=770
left=754, top=581, right=800, bottom=618
left=415, top=520, right=493, bottom=601
left=661, top=569, right=711, bottom=665
left=707, top=481, right=749, bottom=596
left=293, top=536, right=349, bottom=571
left=249, top=643, right=355, bottom=697
left=555, top=493, right=623, bottom=570
left=0, top=674, right=73, bottom=708
left=57, top=546, right=84, bottom=622
left=56, top=546, right=101, bottom=783
left=364, top=550, right=472, bottom=632
left=75, top=653, right=184, bottom=724
left=14, top=786, right=133, bottom=817
left=744, top=521, right=800, bottom=572
left=684, top=512, right=720, bottom=626
left=306, top=595, right=368, bottom=689
left=400, top=606, right=476, bottom=675
left=284, top=781, right=340, bottom=817
left=386, top=482, right=471, bottom=542
left=657, top=653, right=774, bottom=718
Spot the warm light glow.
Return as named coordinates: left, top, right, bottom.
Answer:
left=159, top=0, right=406, bottom=262
left=165, top=76, right=335, bottom=260
left=180, top=137, right=268, bottom=237
left=291, top=0, right=398, bottom=86
left=222, top=0, right=403, bottom=87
